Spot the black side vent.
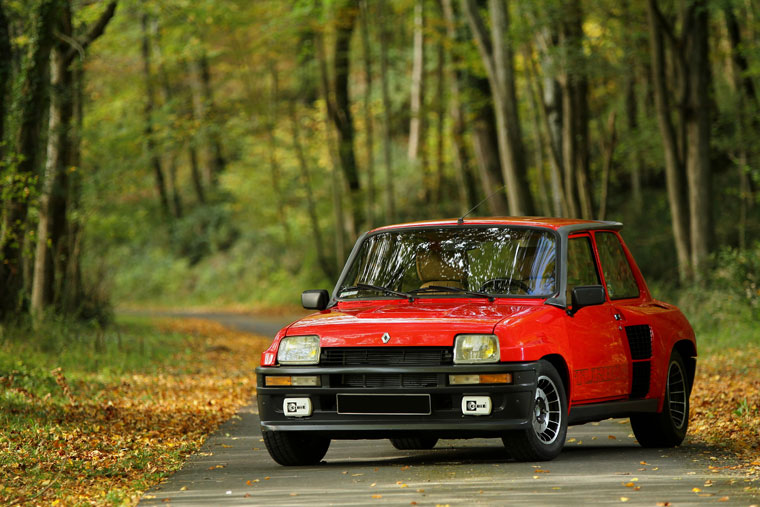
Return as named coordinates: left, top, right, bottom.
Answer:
left=625, top=325, right=652, bottom=360
left=630, top=361, right=651, bottom=398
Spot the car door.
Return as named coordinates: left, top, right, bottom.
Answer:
left=594, top=231, right=653, bottom=399
left=565, top=234, right=630, bottom=403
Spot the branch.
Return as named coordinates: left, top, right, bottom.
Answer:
left=66, top=1, right=117, bottom=63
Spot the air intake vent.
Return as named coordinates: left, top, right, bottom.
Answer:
left=338, top=373, right=439, bottom=388
left=625, top=325, right=652, bottom=360
left=320, top=347, right=453, bottom=366
left=631, top=361, right=651, bottom=398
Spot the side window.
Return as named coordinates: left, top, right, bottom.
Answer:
left=566, top=237, right=601, bottom=302
left=595, top=232, right=640, bottom=300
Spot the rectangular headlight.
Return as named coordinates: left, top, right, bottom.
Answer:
left=277, top=335, right=321, bottom=365
left=454, top=334, right=500, bottom=364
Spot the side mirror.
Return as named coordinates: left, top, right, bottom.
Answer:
left=302, top=289, right=330, bottom=311
left=568, top=285, right=606, bottom=316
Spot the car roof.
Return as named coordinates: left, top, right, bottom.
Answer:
left=370, top=217, right=623, bottom=234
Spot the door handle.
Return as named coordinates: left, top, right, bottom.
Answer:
left=614, top=313, right=623, bottom=321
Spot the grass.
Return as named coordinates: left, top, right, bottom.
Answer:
left=0, top=316, right=271, bottom=506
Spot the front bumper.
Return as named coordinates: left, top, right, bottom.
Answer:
left=255, top=362, right=538, bottom=439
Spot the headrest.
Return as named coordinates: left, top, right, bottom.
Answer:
left=416, top=249, right=467, bottom=282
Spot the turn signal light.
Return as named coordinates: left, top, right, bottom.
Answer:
left=448, top=373, right=512, bottom=385
left=264, top=376, right=321, bottom=387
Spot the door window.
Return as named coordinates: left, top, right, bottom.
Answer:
left=595, top=232, right=640, bottom=300
left=566, top=237, right=601, bottom=303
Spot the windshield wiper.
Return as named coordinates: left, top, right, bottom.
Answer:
left=342, top=283, right=415, bottom=302
left=410, top=285, right=495, bottom=302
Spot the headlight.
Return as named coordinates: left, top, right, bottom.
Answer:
left=277, top=335, right=321, bottom=365
left=454, top=334, right=500, bottom=364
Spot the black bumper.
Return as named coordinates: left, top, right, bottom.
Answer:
left=255, top=362, right=538, bottom=439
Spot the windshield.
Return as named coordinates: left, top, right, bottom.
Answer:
left=337, top=227, right=557, bottom=299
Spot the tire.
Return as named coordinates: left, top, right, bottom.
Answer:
left=389, top=437, right=439, bottom=450
left=631, top=349, right=690, bottom=448
left=262, top=431, right=330, bottom=466
left=502, top=360, right=568, bottom=461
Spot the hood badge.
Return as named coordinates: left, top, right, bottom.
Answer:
left=381, top=332, right=391, bottom=344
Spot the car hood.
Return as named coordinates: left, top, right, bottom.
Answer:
left=286, top=301, right=542, bottom=347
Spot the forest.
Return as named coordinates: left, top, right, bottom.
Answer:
left=0, top=0, right=758, bottom=324
left=2, top=1, right=760, bottom=503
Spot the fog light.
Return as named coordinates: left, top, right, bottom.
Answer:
left=448, top=373, right=512, bottom=385
left=462, top=396, right=492, bottom=416
left=283, top=397, right=313, bottom=417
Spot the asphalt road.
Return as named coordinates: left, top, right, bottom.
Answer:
left=138, top=313, right=759, bottom=506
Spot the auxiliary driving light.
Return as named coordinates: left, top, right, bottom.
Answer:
left=283, top=397, right=313, bottom=417
left=461, top=396, right=492, bottom=416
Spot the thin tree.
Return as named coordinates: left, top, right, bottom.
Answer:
left=463, top=0, right=534, bottom=216
left=378, top=0, right=395, bottom=222
left=359, top=0, right=375, bottom=227
left=0, top=0, right=58, bottom=318
left=140, top=8, right=170, bottom=219
left=31, top=0, right=118, bottom=317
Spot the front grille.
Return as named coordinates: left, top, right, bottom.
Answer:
left=320, top=347, right=453, bottom=366
left=337, top=373, right=439, bottom=388
left=625, top=325, right=652, bottom=360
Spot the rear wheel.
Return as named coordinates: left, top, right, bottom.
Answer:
left=631, top=349, right=690, bottom=448
left=389, top=437, right=439, bottom=450
left=502, top=360, right=568, bottom=461
left=262, top=431, right=330, bottom=466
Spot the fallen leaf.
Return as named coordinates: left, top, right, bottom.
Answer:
left=620, top=497, right=629, bottom=502
left=692, top=488, right=701, bottom=493
left=372, top=494, right=383, bottom=499
left=608, top=435, right=617, bottom=440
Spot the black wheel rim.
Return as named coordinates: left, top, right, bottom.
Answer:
left=532, top=375, right=562, bottom=444
left=667, top=360, right=687, bottom=430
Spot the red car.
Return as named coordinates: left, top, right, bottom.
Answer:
left=256, top=218, right=696, bottom=465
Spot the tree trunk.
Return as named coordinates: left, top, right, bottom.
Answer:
left=0, top=1, right=11, bottom=160
left=685, top=2, right=711, bottom=282
left=359, top=0, right=375, bottom=227
left=289, top=102, right=335, bottom=280
left=433, top=31, right=446, bottom=207
left=153, top=22, right=182, bottom=219
left=408, top=0, right=425, bottom=167
left=463, top=0, right=534, bottom=216
left=31, top=3, right=74, bottom=317
left=558, top=0, right=592, bottom=219
left=598, top=111, right=617, bottom=221
left=331, top=1, right=361, bottom=235
left=317, top=29, right=348, bottom=265
left=379, top=0, right=395, bottom=223
left=0, top=0, right=58, bottom=318
left=195, top=50, right=226, bottom=186
left=140, top=11, right=170, bottom=219
left=440, top=0, right=479, bottom=211
left=646, top=0, right=692, bottom=282
left=266, top=64, right=290, bottom=241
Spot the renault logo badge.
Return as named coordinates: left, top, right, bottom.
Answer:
left=381, top=332, right=391, bottom=344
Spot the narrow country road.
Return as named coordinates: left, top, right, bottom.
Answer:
left=138, top=312, right=759, bottom=506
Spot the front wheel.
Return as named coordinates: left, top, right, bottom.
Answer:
left=502, top=360, right=568, bottom=461
left=262, top=431, right=330, bottom=466
left=631, top=349, right=690, bottom=448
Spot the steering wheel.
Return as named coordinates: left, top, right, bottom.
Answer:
left=479, top=278, right=532, bottom=294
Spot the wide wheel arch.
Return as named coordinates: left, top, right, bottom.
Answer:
left=673, top=340, right=697, bottom=394
left=541, top=354, right=571, bottom=401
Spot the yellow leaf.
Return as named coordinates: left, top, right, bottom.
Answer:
left=620, top=497, right=629, bottom=502
left=692, top=488, right=701, bottom=493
